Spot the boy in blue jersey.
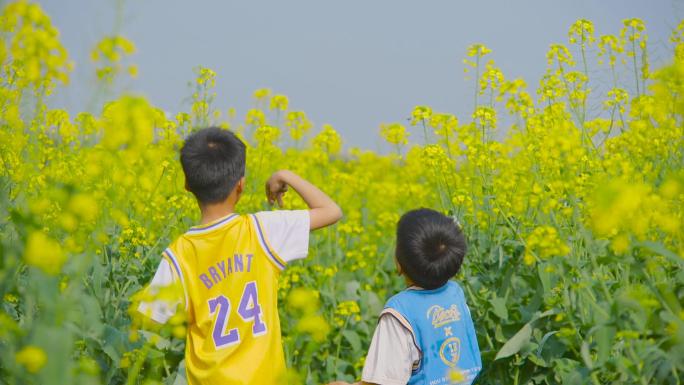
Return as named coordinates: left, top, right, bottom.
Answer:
left=330, top=208, right=481, bottom=385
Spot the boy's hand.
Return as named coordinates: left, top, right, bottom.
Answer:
left=265, top=170, right=342, bottom=230
left=265, top=171, right=289, bottom=207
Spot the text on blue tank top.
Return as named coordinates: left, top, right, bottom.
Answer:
left=384, top=281, right=482, bottom=385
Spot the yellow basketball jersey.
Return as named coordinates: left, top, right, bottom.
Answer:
left=162, top=213, right=287, bottom=385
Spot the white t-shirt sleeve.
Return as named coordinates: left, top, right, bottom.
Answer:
left=361, top=313, right=421, bottom=385
left=255, top=210, right=310, bottom=263
left=137, top=259, right=183, bottom=324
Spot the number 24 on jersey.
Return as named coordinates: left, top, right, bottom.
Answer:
left=208, top=281, right=267, bottom=348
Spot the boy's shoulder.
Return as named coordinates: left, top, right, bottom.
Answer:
left=169, top=209, right=310, bottom=264
left=252, top=209, right=309, bottom=221
left=385, top=281, right=464, bottom=308
left=173, top=210, right=307, bottom=241
left=383, top=281, right=472, bottom=339
left=251, top=209, right=310, bottom=237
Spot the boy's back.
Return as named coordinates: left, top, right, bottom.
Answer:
left=167, top=213, right=288, bottom=384
left=141, top=210, right=311, bottom=384
left=382, top=281, right=481, bottom=384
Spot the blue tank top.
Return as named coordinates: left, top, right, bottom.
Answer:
left=384, top=281, right=482, bottom=385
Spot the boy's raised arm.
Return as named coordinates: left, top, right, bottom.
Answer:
left=266, top=170, right=342, bottom=230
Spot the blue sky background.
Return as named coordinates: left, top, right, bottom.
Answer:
left=41, top=0, right=677, bottom=150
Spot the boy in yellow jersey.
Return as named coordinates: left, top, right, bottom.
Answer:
left=137, top=127, right=342, bottom=385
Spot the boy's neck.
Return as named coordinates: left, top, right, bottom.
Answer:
left=199, top=201, right=236, bottom=225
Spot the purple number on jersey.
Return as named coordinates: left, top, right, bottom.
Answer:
left=237, top=281, right=267, bottom=336
left=208, top=295, right=240, bottom=348
left=207, top=281, right=267, bottom=349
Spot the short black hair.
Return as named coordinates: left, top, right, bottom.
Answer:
left=395, top=208, right=467, bottom=289
left=180, top=127, right=246, bottom=204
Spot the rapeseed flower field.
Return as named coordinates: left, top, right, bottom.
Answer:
left=1, top=1, right=682, bottom=384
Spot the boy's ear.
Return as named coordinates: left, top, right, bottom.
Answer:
left=235, top=177, right=245, bottom=198
left=238, top=177, right=245, bottom=193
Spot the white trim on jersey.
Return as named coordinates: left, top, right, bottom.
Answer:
left=163, top=248, right=189, bottom=310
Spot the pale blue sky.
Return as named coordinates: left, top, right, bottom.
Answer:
left=41, top=0, right=677, bottom=150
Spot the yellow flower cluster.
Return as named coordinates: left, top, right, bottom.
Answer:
left=466, top=43, right=491, bottom=58
left=410, top=105, right=432, bottom=125
left=270, top=94, right=289, bottom=111
left=91, top=35, right=136, bottom=82
left=91, top=36, right=135, bottom=62
left=335, top=300, right=360, bottom=317
left=1, top=0, right=71, bottom=90
left=15, top=346, right=47, bottom=373
left=102, top=96, right=164, bottom=152
left=568, top=19, right=595, bottom=47
left=523, top=226, right=571, bottom=265
left=195, top=67, right=216, bottom=87
left=379, top=122, right=409, bottom=146
left=312, top=124, right=342, bottom=155
left=24, top=231, right=66, bottom=274
left=589, top=178, right=681, bottom=254
left=285, top=111, right=312, bottom=141
left=334, top=300, right=361, bottom=326
left=255, top=124, right=281, bottom=145
left=287, top=288, right=330, bottom=342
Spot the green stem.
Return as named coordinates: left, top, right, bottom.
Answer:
left=443, top=125, right=454, bottom=160
left=474, top=56, right=480, bottom=112
left=513, top=366, right=519, bottom=385
left=126, top=343, right=151, bottom=385
left=421, top=120, right=428, bottom=145
left=631, top=32, right=640, bottom=96
left=333, top=315, right=351, bottom=373
left=580, top=44, right=588, bottom=123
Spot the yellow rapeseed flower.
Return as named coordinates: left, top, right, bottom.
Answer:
left=524, top=226, right=570, bottom=265
left=296, top=315, right=330, bottom=342
left=68, top=193, right=99, bottom=223
left=568, top=19, right=595, bottom=47
left=287, top=288, right=320, bottom=314
left=253, top=88, right=271, bottom=100
left=312, top=124, right=342, bottom=155
left=467, top=43, right=492, bottom=58
left=380, top=122, right=409, bottom=145
left=411, top=105, right=432, bottom=125
left=15, top=345, right=47, bottom=373
left=255, top=125, right=281, bottom=145
left=270, top=94, right=289, bottom=111
left=24, top=231, right=66, bottom=275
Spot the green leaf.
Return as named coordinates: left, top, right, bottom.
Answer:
left=537, top=330, right=558, bottom=355
left=595, top=326, right=615, bottom=364
left=639, top=241, right=683, bottom=266
left=490, top=296, right=508, bottom=320
left=580, top=341, right=593, bottom=370
left=170, top=360, right=188, bottom=385
left=535, top=309, right=556, bottom=320
left=325, top=356, right=337, bottom=377
left=344, top=281, right=361, bottom=298
left=37, top=326, right=74, bottom=385
left=495, top=323, right=532, bottom=360
left=102, top=325, right=126, bottom=362
left=140, top=330, right=172, bottom=350
left=537, top=263, right=552, bottom=294
left=495, top=309, right=556, bottom=360
left=527, top=353, right=549, bottom=367
left=342, top=330, right=362, bottom=352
